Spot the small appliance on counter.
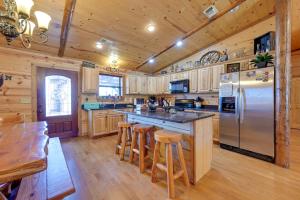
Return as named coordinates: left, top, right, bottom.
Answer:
left=195, top=97, right=204, bottom=109
left=148, top=96, right=157, bottom=112
left=134, top=98, right=145, bottom=105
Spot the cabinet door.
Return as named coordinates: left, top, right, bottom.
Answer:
left=148, top=77, right=157, bottom=94
left=211, top=65, right=225, bottom=92
left=198, top=68, right=211, bottom=92
left=126, top=75, right=138, bottom=94
left=156, top=76, right=164, bottom=94
left=93, top=114, right=107, bottom=136
left=138, top=76, right=148, bottom=94
left=82, top=67, right=98, bottom=93
left=189, top=69, right=198, bottom=93
left=162, top=75, right=170, bottom=94
left=107, top=114, right=124, bottom=133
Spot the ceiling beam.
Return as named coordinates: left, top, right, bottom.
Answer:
left=58, top=0, right=77, bottom=57
left=135, top=0, right=246, bottom=70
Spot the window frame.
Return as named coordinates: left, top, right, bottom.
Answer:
left=98, top=73, right=123, bottom=99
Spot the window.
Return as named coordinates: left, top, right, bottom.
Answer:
left=99, top=74, right=123, bottom=98
left=45, top=75, right=72, bottom=117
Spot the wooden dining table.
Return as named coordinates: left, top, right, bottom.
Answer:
left=0, top=121, right=75, bottom=200
left=0, top=121, right=49, bottom=184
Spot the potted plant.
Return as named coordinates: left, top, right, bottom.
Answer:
left=250, top=53, right=274, bottom=68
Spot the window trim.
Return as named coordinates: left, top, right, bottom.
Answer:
left=98, top=73, right=124, bottom=99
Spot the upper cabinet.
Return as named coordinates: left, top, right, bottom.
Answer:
left=82, top=67, right=99, bottom=93
left=170, top=71, right=189, bottom=81
left=198, top=68, right=211, bottom=92
left=148, top=76, right=157, bottom=94
left=211, top=65, right=225, bottom=92
left=189, top=69, right=198, bottom=93
left=137, top=75, right=148, bottom=94
left=124, top=64, right=224, bottom=95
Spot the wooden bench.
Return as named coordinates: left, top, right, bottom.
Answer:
left=16, top=137, right=75, bottom=200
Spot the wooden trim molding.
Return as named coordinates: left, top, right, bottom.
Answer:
left=275, top=0, right=292, bottom=168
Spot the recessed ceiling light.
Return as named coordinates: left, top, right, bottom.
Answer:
left=149, top=58, right=155, bottom=64
left=146, top=24, right=156, bottom=32
left=230, top=5, right=240, bottom=13
left=96, top=42, right=103, bottom=49
left=176, top=40, right=183, bottom=47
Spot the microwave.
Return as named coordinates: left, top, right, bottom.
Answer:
left=169, top=79, right=189, bottom=94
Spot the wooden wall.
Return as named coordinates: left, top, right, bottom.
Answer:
left=158, top=16, right=275, bottom=74
left=0, top=47, right=83, bottom=132
left=291, top=50, right=300, bottom=130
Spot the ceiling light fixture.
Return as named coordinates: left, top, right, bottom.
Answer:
left=230, top=5, right=240, bottom=13
left=149, top=58, right=155, bottom=64
left=176, top=40, right=183, bottom=47
left=146, top=24, right=156, bottom=32
left=0, top=0, right=52, bottom=48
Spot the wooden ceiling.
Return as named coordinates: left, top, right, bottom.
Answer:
left=0, top=0, right=276, bottom=72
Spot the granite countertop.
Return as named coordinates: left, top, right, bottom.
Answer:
left=118, top=109, right=215, bottom=123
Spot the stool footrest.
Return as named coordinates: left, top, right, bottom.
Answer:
left=174, top=170, right=184, bottom=180
left=132, top=149, right=140, bottom=155
left=156, top=163, right=167, bottom=172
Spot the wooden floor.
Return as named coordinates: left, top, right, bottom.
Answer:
left=61, top=130, right=300, bottom=200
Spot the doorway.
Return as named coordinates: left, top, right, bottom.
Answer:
left=37, top=67, right=78, bottom=138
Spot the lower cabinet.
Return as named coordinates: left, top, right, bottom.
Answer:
left=88, top=110, right=124, bottom=138
left=212, top=115, right=220, bottom=143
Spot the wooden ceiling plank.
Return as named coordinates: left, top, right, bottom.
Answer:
left=58, top=0, right=77, bottom=57
left=135, top=0, right=246, bottom=70
left=151, top=8, right=276, bottom=73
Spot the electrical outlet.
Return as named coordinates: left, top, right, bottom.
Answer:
left=20, top=97, right=31, bottom=104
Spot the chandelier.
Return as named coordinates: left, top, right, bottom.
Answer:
left=0, top=0, right=51, bottom=48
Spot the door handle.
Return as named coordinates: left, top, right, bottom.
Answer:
left=240, top=88, right=246, bottom=124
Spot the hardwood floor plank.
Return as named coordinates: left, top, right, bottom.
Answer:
left=61, top=134, right=300, bottom=200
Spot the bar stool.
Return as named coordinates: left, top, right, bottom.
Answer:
left=129, top=124, right=155, bottom=173
left=115, top=121, right=133, bottom=160
left=151, top=130, right=190, bottom=199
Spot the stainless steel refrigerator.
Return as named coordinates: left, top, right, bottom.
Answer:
left=219, top=67, right=275, bottom=161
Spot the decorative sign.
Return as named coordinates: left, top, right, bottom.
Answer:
left=0, top=74, right=12, bottom=88
left=82, top=61, right=96, bottom=68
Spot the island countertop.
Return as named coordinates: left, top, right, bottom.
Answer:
left=118, top=109, right=214, bottom=123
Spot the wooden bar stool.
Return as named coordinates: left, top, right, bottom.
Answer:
left=151, top=130, right=190, bottom=199
left=115, top=121, right=133, bottom=160
left=129, top=124, right=155, bottom=173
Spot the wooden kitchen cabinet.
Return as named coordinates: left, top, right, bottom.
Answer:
left=82, top=67, right=98, bottom=93
left=171, top=71, right=189, bottom=81
left=198, top=68, right=211, bottom=92
left=211, top=64, right=225, bottom=92
left=126, top=75, right=138, bottom=94
left=148, top=76, right=157, bottom=94
left=189, top=69, right=198, bottom=93
left=88, top=110, right=124, bottom=138
left=137, top=76, right=148, bottom=94
left=107, top=114, right=124, bottom=133
left=212, top=115, right=220, bottom=143
left=162, top=75, right=170, bottom=94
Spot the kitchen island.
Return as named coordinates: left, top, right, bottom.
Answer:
left=118, top=110, right=214, bottom=184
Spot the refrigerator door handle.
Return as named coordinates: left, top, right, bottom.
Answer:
left=240, top=88, right=246, bottom=124
left=235, top=96, right=239, bottom=123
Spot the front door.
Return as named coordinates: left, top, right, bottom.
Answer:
left=37, top=67, right=78, bottom=138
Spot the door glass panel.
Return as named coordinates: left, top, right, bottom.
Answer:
left=45, top=75, right=72, bottom=117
